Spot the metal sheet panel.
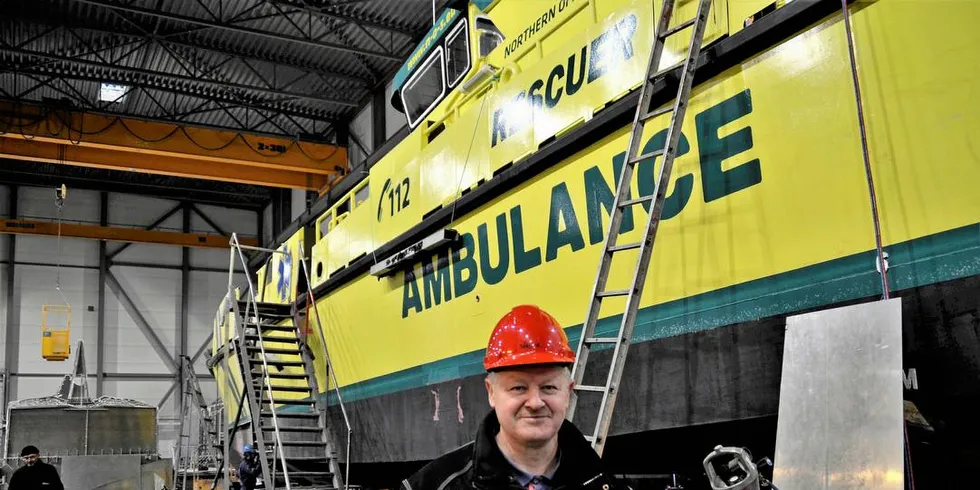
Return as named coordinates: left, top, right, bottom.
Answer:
left=773, top=299, right=904, bottom=489
left=61, top=454, right=142, bottom=490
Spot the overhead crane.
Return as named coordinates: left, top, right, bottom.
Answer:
left=0, top=103, right=349, bottom=193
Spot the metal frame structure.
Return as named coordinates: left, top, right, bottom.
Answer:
left=1, top=0, right=442, bottom=138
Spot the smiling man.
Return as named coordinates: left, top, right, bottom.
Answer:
left=404, top=305, right=620, bottom=490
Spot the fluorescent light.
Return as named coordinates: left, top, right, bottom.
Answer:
left=99, top=83, right=129, bottom=103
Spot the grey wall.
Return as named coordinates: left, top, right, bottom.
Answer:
left=0, top=184, right=256, bottom=454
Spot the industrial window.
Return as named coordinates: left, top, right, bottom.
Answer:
left=476, top=16, right=504, bottom=57
left=354, top=183, right=369, bottom=208
left=401, top=47, right=446, bottom=128
left=445, top=20, right=470, bottom=87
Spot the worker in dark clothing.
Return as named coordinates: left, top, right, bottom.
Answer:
left=238, top=444, right=262, bottom=490
left=404, top=306, right=623, bottom=490
left=8, top=445, right=64, bottom=490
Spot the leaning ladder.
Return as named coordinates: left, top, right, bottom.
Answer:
left=174, top=355, right=220, bottom=490
left=566, top=0, right=713, bottom=456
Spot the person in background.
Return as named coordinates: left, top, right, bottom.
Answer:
left=403, top=305, right=623, bottom=490
left=8, top=445, right=64, bottom=490
left=238, top=444, right=262, bottom=490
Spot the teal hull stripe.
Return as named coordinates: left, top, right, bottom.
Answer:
left=301, top=222, right=980, bottom=407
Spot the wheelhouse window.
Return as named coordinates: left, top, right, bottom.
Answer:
left=476, top=16, right=504, bottom=57
left=445, top=19, right=470, bottom=87
left=401, top=47, right=446, bottom=128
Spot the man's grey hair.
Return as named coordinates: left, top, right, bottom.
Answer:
left=486, top=366, right=572, bottom=384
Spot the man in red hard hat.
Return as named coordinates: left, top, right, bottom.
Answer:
left=403, top=305, right=619, bottom=490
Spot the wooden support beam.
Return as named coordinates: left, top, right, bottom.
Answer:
left=0, top=104, right=349, bottom=191
left=0, top=218, right=257, bottom=249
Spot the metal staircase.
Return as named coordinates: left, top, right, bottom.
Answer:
left=223, top=236, right=350, bottom=490
left=567, top=0, right=713, bottom=457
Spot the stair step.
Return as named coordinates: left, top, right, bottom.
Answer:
left=248, top=324, right=298, bottom=333
left=262, top=426, right=323, bottom=433
left=247, top=346, right=302, bottom=355
left=238, top=300, right=292, bottom=317
left=275, top=471, right=334, bottom=478
left=260, top=399, right=315, bottom=405
left=245, top=334, right=299, bottom=344
left=252, top=371, right=309, bottom=380
left=260, top=411, right=319, bottom=419
left=270, top=455, right=329, bottom=462
left=253, top=384, right=312, bottom=393
left=265, top=440, right=327, bottom=447
left=248, top=358, right=305, bottom=367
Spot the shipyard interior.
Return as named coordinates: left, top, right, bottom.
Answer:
left=0, top=1, right=976, bottom=490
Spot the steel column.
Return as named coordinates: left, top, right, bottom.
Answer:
left=372, top=88, right=387, bottom=150
left=97, top=191, right=107, bottom=396
left=3, top=186, right=17, bottom=402
left=178, top=205, right=191, bottom=413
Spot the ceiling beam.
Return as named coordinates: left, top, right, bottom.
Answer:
left=0, top=160, right=270, bottom=210
left=267, top=0, right=418, bottom=37
left=75, top=0, right=404, bottom=62
left=0, top=45, right=359, bottom=108
left=0, top=218, right=259, bottom=249
left=0, top=69, right=339, bottom=129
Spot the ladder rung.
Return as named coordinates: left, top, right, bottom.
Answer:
left=607, top=242, right=641, bottom=252
left=583, top=435, right=596, bottom=442
left=585, top=336, right=621, bottom=344
left=651, top=60, right=685, bottom=80
left=628, top=148, right=664, bottom=165
left=641, top=105, right=673, bottom=121
left=618, top=195, right=653, bottom=208
left=659, top=18, right=696, bottom=39
left=596, top=289, right=630, bottom=298
left=574, top=384, right=607, bottom=393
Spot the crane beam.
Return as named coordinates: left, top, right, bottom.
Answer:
left=0, top=104, right=348, bottom=191
left=0, top=218, right=258, bottom=249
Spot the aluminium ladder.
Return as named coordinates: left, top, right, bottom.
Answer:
left=174, top=355, right=220, bottom=490
left=566, top=0, right=713, bottom=456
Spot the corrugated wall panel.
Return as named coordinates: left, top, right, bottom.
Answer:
left=110, top=213, right=184, bottom=266
left=12, top=376, right=64, bottom=401
left=104, top=266, right=179, bottom=375
left=15, top=265, right=99, bottom=375
left=186, top=271, right=229, bottom=367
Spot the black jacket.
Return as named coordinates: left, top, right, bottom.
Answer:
left=404, top=412, right=620, bottom=490
left=8, top=461, right=64, bottom=490
left=238, top=456, right=262, bottom=490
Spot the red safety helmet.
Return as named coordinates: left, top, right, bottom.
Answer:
left=484, top=305, right=576, bottom=371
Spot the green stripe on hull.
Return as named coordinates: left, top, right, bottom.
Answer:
left=316, top=222, right=980, bottom=406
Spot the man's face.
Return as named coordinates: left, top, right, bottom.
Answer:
left=21, top=454, right=38, bottom=467
left=485, top=365, right=572, bottom=448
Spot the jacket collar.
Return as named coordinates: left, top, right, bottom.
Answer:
left=469, top=411, right=606, bottom=488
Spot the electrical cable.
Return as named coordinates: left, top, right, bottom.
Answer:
left=841, top=0, right=890, bottom=300
left=448, top=95, right=490, bottom=227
